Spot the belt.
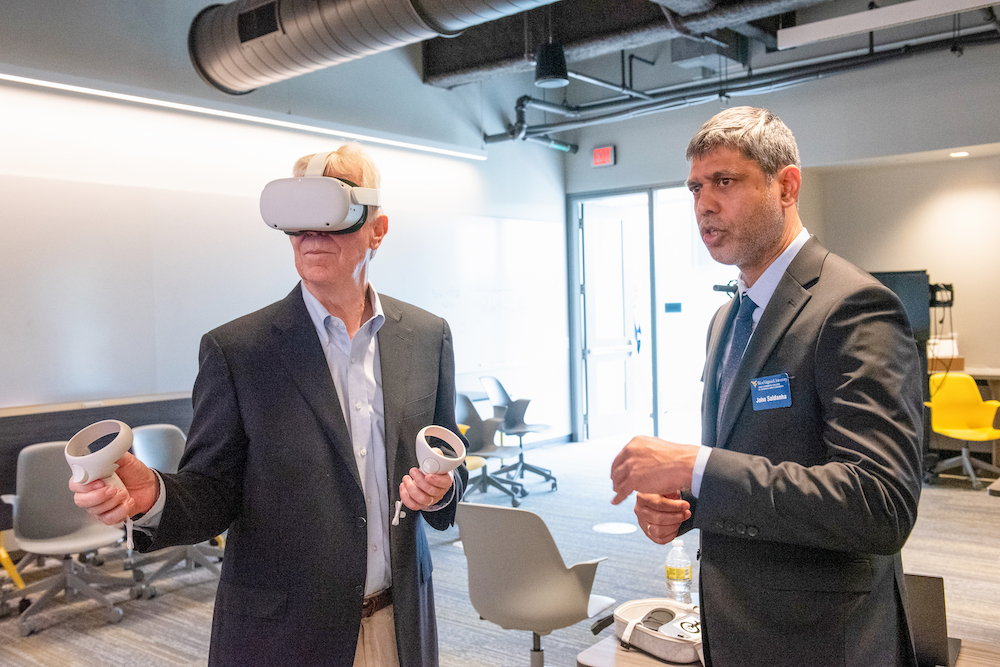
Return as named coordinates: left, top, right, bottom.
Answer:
left=361, top=588, right=392, bottom=618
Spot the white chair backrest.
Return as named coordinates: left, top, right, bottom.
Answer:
left=480, top=376, right=512, bottom=408
left=132, top=424, right=186, bottom=474
left=457, top=502, right=590, bottom=634
left=13, top=441, right=91, bottom=541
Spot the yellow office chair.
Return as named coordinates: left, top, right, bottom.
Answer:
left=926, top=372, right=1000, bottom=490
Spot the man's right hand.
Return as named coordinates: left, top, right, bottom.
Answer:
left=70, top=452, right=159, bottom=526
left=634, top=492, right=691, bottom=545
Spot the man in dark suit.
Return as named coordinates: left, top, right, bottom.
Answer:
left=71, top=144, right=468, bottom=667
left=611, top=107, right=923, bottom=666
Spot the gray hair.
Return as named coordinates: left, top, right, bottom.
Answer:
left=686, top=106, right=800, bottom=180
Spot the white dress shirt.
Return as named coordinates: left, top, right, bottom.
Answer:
left=691, top=228, right=811, bottom=497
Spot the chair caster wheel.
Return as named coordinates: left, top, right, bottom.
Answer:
left=511, top=498, right=520, bottom=507
left=20, top=620, right=36, bottom=636
left=131, top=585, right=157, bottom=600
left=107, top=607, right=124, bottom=624
left=19, top=598, right=32, bottom=614
left=519, top=488, right=529, bottom=497
left=132, top=568, right=145, bottom=582
left=973, top=481, right=983, bottom=491
left=551, top=482, right=558, bottom=491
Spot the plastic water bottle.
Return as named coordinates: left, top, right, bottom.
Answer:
left=665, top=539, right=692, bottom=604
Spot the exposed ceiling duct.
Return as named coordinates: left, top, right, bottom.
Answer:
left=188, top=0, right=560, bottom=94
left=484, top=27, right=1000, bottom=152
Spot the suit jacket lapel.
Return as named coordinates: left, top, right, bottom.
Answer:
left=715, top=237, right=827, bottom=448
left=273, top=284, right=362, bottom=491
left=377, top=296, right=414, bottom=486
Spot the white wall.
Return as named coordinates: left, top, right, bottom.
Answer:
left=0, top=2, right=572, bottom=439
left=807, top=153, right=1000, bottom=368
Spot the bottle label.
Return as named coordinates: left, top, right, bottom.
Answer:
left=666, top=565, right=691, bottom=580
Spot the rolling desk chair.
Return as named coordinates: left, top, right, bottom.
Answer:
left=456, top=393, right=527, bottom=506
left=926, top=372, right=1000, bottom=490
left=1, top=441, right=136, bottom=635
left=128, top=424, right=222, bottom=596
left=457, top=502, right=614, bottom=667
left=479, top=376, right=556, bottom=489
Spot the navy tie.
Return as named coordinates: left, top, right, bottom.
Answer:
left=718, top=294, right=757, bottom=417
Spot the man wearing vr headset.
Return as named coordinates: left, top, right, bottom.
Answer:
left=71, top=144, right=468, bottom=667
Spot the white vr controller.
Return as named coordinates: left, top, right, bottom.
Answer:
left=65, top=419, right=133, bottom=492
left=392, top=425, right=466, bottom=526
left=415, top=425, right=466, bottom=474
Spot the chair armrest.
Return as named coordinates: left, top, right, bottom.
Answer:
left=503, top=398, right=532, bottom=428
left=568, top=556, right=609, bottom=593
left=972, top=401, right=1000, bottom=427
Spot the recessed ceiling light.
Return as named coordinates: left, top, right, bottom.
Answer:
left=950, top=151, right=970, bottom=158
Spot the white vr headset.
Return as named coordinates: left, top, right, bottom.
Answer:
left=259, top=152, right=381, bottom=235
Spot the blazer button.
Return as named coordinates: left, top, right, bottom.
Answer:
left=736, top=523, right=746, bottom=535
left=356, top=585, right=364, bottom=597
left=724, top=521, right=735, bottom=533
left=747, top=526, right=759, bottom=537
left=357, top=516, right=367, bottom=529
left=713, top=520, right=724, bottom=531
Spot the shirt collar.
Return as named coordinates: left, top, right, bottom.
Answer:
left=739, top=227, right=810, bottom=320
left=301, top=281, right=385, bottom=345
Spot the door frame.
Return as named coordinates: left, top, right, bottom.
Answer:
left=567, top=185, right=661, bottom=442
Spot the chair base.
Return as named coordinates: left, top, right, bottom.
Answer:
left=16, top=555, right=135, bottom=635
left=127, top=542, right=223, bottom=598
left=467, top=466, right=527, bottom=507
left=497, top=453, right=557, bottom=490
left=933, top=446, right=1000, bottom=490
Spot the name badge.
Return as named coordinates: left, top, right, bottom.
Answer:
left=751, top=373, right=791, bottom=410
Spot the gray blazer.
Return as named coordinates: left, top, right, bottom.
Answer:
left=684, top=237, right=923, bottom=666
left=143, top=284, right=468, bottom=667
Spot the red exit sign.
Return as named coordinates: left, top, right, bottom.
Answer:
left=592, top=145, right=616, bottom=168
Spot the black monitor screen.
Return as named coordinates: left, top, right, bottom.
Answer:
left=869, top=270, right=931, bottom=341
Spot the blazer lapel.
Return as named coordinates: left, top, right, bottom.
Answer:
left=376, top=296, right=414, bottom=486
left=715, top=237, right=827, bottom=448
left=273, top=284, right=362, bottom=491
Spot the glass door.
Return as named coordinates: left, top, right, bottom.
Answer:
left=578, top=193, right=653, bottom=440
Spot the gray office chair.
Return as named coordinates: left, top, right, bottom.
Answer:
left=479, top=376, right=556, bottom=489
left=128, top=424, right=222, bottom=595
left=456, top=393, right=527, bottom=507
left=457, top=502, right=615, bottom=667
left=1, top=441, right=136, bottom=635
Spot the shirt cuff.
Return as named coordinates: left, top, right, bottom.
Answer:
left=423, top=470, right=456, bottom=512
left=131, top=470, right=166, bottom=529
left=690, top=446, right=713, bottom=498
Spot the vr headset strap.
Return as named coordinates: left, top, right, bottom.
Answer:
left=305, top=151, right=330, bottom=176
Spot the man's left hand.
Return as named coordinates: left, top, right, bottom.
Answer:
left=611, top=436, right=700, bottom=504
left=400, top=468, right=453, bottom=511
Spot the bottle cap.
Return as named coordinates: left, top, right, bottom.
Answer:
left=672, top=539, right=684, bottom=548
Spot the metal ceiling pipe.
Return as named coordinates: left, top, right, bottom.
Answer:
left=485, top=28, right=1000, bottom=145
left=189, top=0, right=559, bottom=95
